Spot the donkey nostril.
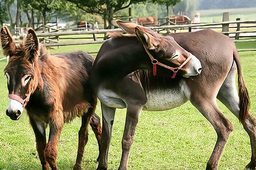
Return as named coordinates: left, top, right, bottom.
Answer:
left=16, top=110, right=21, bottom=116
left=6, top=110, right=10, bottom=116
left=197, top=67, right=202, bottom=74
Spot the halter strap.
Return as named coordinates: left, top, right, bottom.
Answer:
left=8, top=93, right=29, bottom=107
left=142, top=42, right=192, bottom=79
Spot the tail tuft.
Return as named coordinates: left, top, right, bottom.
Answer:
left=234, top=49, right=250, bottom=122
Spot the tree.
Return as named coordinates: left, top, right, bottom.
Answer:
left=22, top=0, right=62, bottom=30
left=3, top=0, right=15, bottom=26
left=152, top=0, right=180, bottom=24
left=0, top=1, right=8, bottom=25
left=174, top=0, right=198, bottom=17
left=66, top=0, right=147, bottom=28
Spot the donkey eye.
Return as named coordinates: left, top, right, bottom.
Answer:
left=172, top=51, right=180, bottom=60
left=21, top=75, right=32, bottom=86
left=5, top=73, right=10, bottom=85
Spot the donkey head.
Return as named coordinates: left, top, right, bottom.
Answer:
left=1, top=27, right=40, bottom=120
left=116, top=21, right=202, bottom=78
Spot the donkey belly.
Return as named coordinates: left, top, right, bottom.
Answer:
left=143, top=82, right=189, bottom=111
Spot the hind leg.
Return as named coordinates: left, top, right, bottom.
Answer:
left=74, top=106, right=97, bottom=170
left=218, top=71, right=256, bottom=169
left=243, top=116, right=256, bottom=169
left=191, top=97, right=233, bottom=169
left=90, top=113, right=102, bottom=161
left=217, top=67, right=240, bottom=118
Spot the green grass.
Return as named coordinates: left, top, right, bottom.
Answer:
left=0, top=46, right=256, bottom=169
left=200, top=8, right=256, bottom=23
left=235, top=40, right=256, bottom=49
left=49, top=44, right=101, bottom=54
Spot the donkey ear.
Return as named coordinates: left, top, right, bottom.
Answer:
left=116, top=20, right=139, bottom=34
left=24, top=28, right=39, bottom=62
left=135, top=26, right=160, bottom=50
left=0, top=26, right=16, bottom=56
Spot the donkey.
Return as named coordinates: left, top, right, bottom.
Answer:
left=1, top=27, right=102, bottom=170
left=90, top=21, right=256, bottom=170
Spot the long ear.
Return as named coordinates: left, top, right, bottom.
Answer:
left=135, top=26, right=161, bottom=50
left=116, top=20, right=139, bottom=34
left=0, top=26, right=16, bottom=56
left=24, top=28, right=39, bottom=62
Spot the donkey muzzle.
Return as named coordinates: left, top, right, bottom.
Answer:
left=183, top=54, right=202, bottom=78
left=6, top=99, right=24, bottom=120
left=6, top=109, right=22, bottom=120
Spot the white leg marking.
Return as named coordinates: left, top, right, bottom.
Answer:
left=35, top=121, right=45, bottom=135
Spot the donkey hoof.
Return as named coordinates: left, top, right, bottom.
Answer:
left=73, top=164, right=82, bottom=170
left=96, top=166, right=107, bottom=170
left=245, top=161, right=256, bottom=170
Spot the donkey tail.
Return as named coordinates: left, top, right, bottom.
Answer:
left=233, top=48, right=250, bottom=122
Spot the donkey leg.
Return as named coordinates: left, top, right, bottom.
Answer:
left=73, top=108, right=93, bottom=170
left=219, top=91, right=256, bottom=169
left=191, top=99, right=233, bottom=170
left=90, top=113, right=102, bottom=161
left=243, top=116, right=256, bottom=169
left=119, top=105, right=142, bottom=170
left=97, top=103, right=116, bottom=170
left=29, top=117, right=49, bottom=170
left=45, top=112, right=64, bottom=170
left=218, top=74, right=256, bottom=169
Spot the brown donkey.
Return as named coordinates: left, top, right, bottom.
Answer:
left=1, top=27, right=102, bottom=170
left=91, top=21, right=256, bottom=169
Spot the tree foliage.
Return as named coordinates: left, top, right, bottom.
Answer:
left=66, top=0, right=147, bottom=28
left=151, top=0, right=180, bottom=24
left=22, top=0, right=61, bottom=26
left=174, top=0, right=198, bottom=16
left=0, top=1, right=8, bottom=25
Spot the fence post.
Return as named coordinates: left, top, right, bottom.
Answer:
left=235, top=18, right=241, bottom=40
left=128, top=7, right=132, bottom=21
left=188, top=26, right=192, bottom=32
left=222, top=12, right=229, bottom=36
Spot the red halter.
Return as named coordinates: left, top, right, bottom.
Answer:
left=142, top=44, right=192, bottom=79
left=8, top=93, right=29, bottom=107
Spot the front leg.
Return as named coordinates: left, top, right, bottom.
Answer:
left=45, top=111, right=64, bottom=170
left=29, top=117, right=48, bottom=170
left=119, top=105, right=143, bottom=170
left=97, top=103, right=116, bottom=170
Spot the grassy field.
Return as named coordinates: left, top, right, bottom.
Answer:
left=199, top=7, right=256, bottom=23
left=0, top=42, right=256, bottom=170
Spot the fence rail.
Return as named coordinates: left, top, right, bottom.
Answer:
left=34, top=20, right=256, bottom=53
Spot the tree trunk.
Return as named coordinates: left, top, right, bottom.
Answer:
left=103, top=12, right=107, bottom=29
left=31, top=9, right=34, bottom=29
left=19, top=12, right=22, bottom=26
left=107, top=8, right=113, bottom=29
left=36, top=12, right=41, bottom=28
left=24, top=9, right=32, bottom=27
left=42, top=9, right=47, bottom=32
left=7, top=4, right=13, bottom=26
left=15, top=0, right=21, bottom=27
left=166, top=4, right=169, bottom=25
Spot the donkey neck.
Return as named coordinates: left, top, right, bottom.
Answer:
left=94, top=37, right=152, bottom=81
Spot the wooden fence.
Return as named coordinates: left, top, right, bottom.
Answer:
left=35, top=20, right=256, bottom=53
